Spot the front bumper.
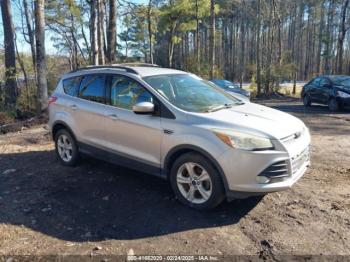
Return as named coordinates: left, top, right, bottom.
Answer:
left=218, top=131, right=311, bottom=195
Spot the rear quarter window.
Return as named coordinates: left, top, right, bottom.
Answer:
left=63, top=76, right=82, bottom=97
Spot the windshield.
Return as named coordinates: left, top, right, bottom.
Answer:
left=332, top=76, right=350, bottom=90
left=144, top=74, right=243, bottom=113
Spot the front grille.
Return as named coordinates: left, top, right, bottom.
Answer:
left=291, top=147, right=309, bottom=174
left=258, top=160, right=289, bottom=178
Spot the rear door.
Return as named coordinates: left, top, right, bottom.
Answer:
left=75, top=74, right=109, bottom=147
left=101, top=74, right=162, bottom=173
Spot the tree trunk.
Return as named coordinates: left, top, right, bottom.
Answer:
left=1, top=0, right=17, bottom=109
left=239, top=22, right=245, bottom=88
left=97, top=0, right=106, bottom=64
left=195, top=0, right=200, bottom=72
left=90, top=0, right=99, bottom=65
left=23, top=0, right=36, bottom=77
left=34, top=0, right=48, bottom=114
left=147, top=0, right=154, bottom=64
left=106, top=0, right=116, bottom=63
left=209, top=0, right=215, bottom=78
left=336, top=0, right=349, bottom=74
left=256, top=0, right=261, bottom=96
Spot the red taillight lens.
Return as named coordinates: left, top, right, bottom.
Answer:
left=48, top=96, right=57, bottom=105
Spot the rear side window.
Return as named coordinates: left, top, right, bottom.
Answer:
left=79, top=75, right=106, bottom=103
left=310, top=77, right=321, bottom=86
left=63, top=76, right=81, bottom=96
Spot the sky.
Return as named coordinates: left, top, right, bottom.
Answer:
left=0, top=0, right=147, bottom=56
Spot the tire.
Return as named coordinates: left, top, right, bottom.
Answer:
left=55, top=129, right=79, bottom=166
left=302, top=95, right=311, bottom=107
left=328, top=98, right=339, bottom=112
left=169, top=152, right=225, bottom=210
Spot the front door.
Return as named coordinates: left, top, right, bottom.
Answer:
left=102, top=74, right=162, bottom=174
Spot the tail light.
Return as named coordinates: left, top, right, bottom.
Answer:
left=48, top=96, right=58, bottom=105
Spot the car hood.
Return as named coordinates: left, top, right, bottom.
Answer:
left=191, top=103, right=305, bottom=140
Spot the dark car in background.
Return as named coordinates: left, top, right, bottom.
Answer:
left=210, top=79, right=250, bottom=100
left=301, top=75, right=350, bottom=112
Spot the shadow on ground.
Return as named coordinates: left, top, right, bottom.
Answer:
left=0, top=150, right=261, bottom=241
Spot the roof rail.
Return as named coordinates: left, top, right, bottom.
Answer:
left=69, top=65, right=139, bottom=74
left=120, top=63, right=159, bottom=67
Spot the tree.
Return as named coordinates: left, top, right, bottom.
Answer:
left=97, top=0, right=106, bottom=65
left=1, top=0, right=18, bottom=109
left=34, top=0, right=48, bottom=114
left=256, top=0, right=262, bottom=96
left=106, top=0, right=117, bottom=62
left=23, top=0, right=37, bottom=79
left=335, top=0, right=349, bottom=74
left=89, top=0, right=99, bottom=65
left=209, top=0, right=215, bottom=78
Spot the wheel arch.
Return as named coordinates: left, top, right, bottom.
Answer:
left=163, top=145, right=230, bottom=193
left=52, top=120, right=77, bottom=142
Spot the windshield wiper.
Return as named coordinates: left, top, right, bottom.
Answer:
left=206, top=103, right=235, bottom=112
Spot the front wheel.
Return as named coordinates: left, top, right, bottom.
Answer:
left=170, top=153, right=225, bottom=210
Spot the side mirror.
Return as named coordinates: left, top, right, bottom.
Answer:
left=132, top=102, right=154, bottom=114
left=324, top=84, right=332, bottom=89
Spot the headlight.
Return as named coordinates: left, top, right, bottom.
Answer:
left=337, top=91, right=350, bottom=98
left=213, top=130, right=274, bottom=151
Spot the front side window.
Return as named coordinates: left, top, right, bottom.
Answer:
left=79, top=75, right=106, bottom=103
left=110, top=75, right=153, bottom=110
left=144, top=74, right=242, bottom=113
left=63, top=76, right=82, bottom=97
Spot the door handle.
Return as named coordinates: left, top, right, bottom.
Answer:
left=70, top=104, right=78, bottom=110
left=107, top=113, right=118, bottom=120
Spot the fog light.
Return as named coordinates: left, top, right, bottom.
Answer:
left=256, top=176, right=270, bottom=184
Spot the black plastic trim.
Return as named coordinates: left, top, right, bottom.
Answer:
left=77, top=142, right=165, bottom=179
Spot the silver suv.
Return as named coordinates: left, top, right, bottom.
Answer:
left=49, top=64, right=311, bottom=210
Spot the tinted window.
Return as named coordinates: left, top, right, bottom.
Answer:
left=79, top=75, right=106, bottom=103
left=319, top=78, right=331, bottom=88
left=310, top=77, right=321, bottom=86
left=63, top=76, right=81, bottom=96
left=110, top=75, right=153, bottom=110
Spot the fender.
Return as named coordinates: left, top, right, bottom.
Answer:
left=51, top=120, right=77, bottom=142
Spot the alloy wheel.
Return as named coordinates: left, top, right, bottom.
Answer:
left=57, top=134, right=73, bottom=162
left=176, top=162, right=212, bottom=204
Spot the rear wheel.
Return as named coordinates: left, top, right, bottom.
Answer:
left=170, top=153, right=225, bottom=210
left=55, top=129, right=79, bottom=166
left=328, top=98, right=339, bottom=112
left=302, top=95, right=312, bottom=107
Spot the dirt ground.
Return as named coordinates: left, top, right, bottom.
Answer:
left=0, top=99, right=349, bottom=259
